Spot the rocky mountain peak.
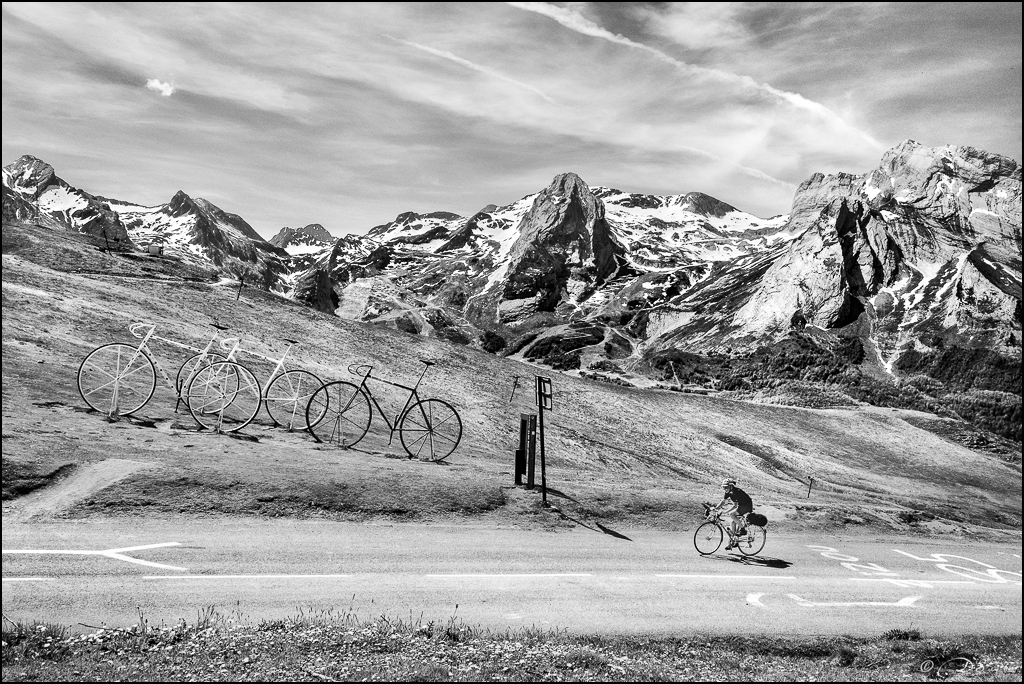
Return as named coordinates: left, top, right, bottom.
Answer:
left=496, top=172, right=625, bottom=324
left=3, top=155, right=57, bottom=199
left=270, top=223, right=334, bottom=249
left=168, top=190, right=197, bottom=217
left=674, top=192, right=737, bottom=217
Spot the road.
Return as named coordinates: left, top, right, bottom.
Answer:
left=2, top=518, right=1021, bottom=636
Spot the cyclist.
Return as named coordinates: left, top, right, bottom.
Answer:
left=711, top=478, right=753, bottom=550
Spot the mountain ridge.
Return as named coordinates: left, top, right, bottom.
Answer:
left=3, top=142, right=1020, bottom=441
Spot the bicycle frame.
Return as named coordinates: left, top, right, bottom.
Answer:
left=702, top=505, right=744, bottom=544
left=219, top=337, right=296, bottom=397
left=128, top=323, right=219, bottom=407
left=345, top=363, right=431, bottom=444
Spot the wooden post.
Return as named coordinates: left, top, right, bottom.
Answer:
left=515, top=414, right=530, bottom=486
left=807, top=477, right=813, bottom=498
left=236, top=275, right=245, bottom=301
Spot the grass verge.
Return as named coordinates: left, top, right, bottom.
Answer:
left=2, top=609, right=1020, bottom=682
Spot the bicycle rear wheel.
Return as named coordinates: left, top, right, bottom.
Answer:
left=265, top=370, right=324, bottom=430
left=306, top=381, right=372, bottom=447
left=77, top=343, right=156, bottom=416
left=399, top=398, right=462, bottom=461
left=693, top=522, right=723, bottom=555
left=737, top=525, right=766, bottom=556
left=176, top=351, right=227, bottom=394
left=186, top=361, right=261, bottom=432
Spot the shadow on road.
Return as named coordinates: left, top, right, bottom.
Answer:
left=554, top=509, right=633, bottom=541
left=716, top=554, right=793, bottom=569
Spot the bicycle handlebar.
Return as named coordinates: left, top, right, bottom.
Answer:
left=129, top=322, right=155, bottom=339
left=220, top=337, right=240, bottom=351
left=348, top=363, right=373, bottom=377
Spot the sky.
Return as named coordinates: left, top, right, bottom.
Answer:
left=2, top=2, right=1021, bottom=239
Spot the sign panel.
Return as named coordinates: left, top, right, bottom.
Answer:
left=536, top=375, right=552, bottom=411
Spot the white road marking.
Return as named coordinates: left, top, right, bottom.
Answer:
left=427, top=573, right=592, bottom=578
left=976, top=605, right=1005, bottom=610
left=850, top=578, right=974, bottom=587
left=657, top=574, right=797, bottom=580
left=3, top=542, right=185, bottom=571
left=788, top=594, right=920, bottom=608
left=746, top=593, right=766, bottom=608
left=2, top=577, right=53, bottom=582
left=144, top=574, right=351, bottom=580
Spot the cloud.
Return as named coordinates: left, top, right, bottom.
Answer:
left=388, top=37, right=560, bottom=106
left=507, top=1, right=884, bottom=151
left=146, top=78, right=175, bottom=97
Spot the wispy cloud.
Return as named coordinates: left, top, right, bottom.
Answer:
left=388, top=36, right=560, bottom=106
left=507, top=1, right=884, bottom=150
left=146, top=78, right=175, bottom=97
left=2, top=3, right=1018, bottom=238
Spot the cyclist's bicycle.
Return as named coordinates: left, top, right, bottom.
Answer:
left=77, top=322, right=222, bottom=418
left=694, top=502, right=767, bottom=556
left=305, top=360, right=462, bottom=461
left=183, top=337, right=324, bottom=432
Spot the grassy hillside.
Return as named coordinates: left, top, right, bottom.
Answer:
left=2, top=220, right=1021, bottom=534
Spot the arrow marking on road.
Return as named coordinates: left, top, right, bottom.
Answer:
left=788, top=594, right=920, bottom=608
left=2, top=542, right=185, bottom=571
left=746, top=593, right=766, bottom=608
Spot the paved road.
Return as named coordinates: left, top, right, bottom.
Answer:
left=2, top=519, right=1020, bottom=636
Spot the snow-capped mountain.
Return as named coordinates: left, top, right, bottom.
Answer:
left=2, top=155, right=289, bottom=290
left=3, top=144, right=1019, bottom=420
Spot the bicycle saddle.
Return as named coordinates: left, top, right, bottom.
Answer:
left=282, top=338, right=299, bottom=345
left=420, top=359, right=435, bottom=366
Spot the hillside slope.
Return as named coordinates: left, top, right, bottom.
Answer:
left=2, top=219, right=1020, bottom=534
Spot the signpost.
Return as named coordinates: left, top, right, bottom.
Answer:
left=509, top=375, right=553, bottom=505
left=536, top=376, right=552, bottom=505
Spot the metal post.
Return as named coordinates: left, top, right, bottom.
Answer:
left=526, top=414, right=537, bottom=489
left=807, top=477, right=813, bottom=498
left=236, top=276, right=245, bottom=301
left=539, top=402, right=547, bottom=505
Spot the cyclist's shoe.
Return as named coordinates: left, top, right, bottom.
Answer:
left=725, top=542, right=735, bottom=550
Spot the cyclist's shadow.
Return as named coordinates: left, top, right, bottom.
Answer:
left=710, top=554, right=793, bottom=570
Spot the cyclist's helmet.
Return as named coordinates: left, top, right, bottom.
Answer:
left=722, top=478, right=736, bottom=488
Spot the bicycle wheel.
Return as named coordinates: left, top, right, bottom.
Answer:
left=306, top=381, right=372, bottom=447
left=186, top=361, right=261, bottom=432
left=738, top=525, right=766, bottom=556
left=399, top=398, right=462, bottom=461
left=175, top=351, right=227, bottom=394
left=77, top=343, right=156, bottom=416
left=693, top=522, right=723, bottom=555
left=265, top=370, right=324, bottom=430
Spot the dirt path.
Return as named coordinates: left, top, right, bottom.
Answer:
left=6, top=459, right=156, bottom=521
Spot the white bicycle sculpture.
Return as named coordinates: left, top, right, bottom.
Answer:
left=78, top=323, right=324, bottom=434
left=77, top=322, right=224, bottom=419
left=182, top=336, right=324, bottom=433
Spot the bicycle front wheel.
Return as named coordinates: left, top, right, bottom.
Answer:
left=738, top=525, right=766, bottom=556
left=265, top=370, right=324, bottom=430
left=186, top=361, right=261, bottom=432
left=399, top=398, right=462, bottom=461
left=306, top=381, right=372, bottom=447
left=77, top=343, right=156, bottom=416
left=175, top=351, right=227, bottom=395
left=693, top=522, right=723, bottom=556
